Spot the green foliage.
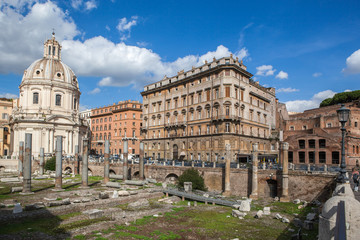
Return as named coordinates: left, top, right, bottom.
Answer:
left=177, top=168, right=206, bottom=191
left=44, top=156, right=56, bottom=171
left=320, top=90, right=360, bottom=107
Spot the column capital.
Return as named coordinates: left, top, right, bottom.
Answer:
left=281, top=142, right=289, bottom=151
left=252, top=143, right=258, bottom=152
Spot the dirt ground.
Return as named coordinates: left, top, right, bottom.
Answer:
left=0, top=172, right=319, bottom=240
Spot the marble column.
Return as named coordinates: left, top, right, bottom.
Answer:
left=81, top=138, right=89, bottom=188
left=123, top=140, right=128, bottom=180
left=280, top=142, right=290, bottom=202
left=18, top=141, right=24, bottom=177
left=104, top=140, right=110, bottom=184
left=139, top=142, right=144, bottom=180
left=22, top=134, right=33, bottom=194
left=39, top=147, right=44, bottom=175
left=223, top=144, right=231, bottom=196
left=250, top=143, right=259, bottom=199
left=74, top=145, right=79, bottom=175
left=54, top=136, right=63, bottom=191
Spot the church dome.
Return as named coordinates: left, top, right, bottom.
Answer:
left=21, top=33, right=79, bottom=89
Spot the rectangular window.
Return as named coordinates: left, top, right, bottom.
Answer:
left=319, top=139, right=326, bottom=148
left=298, top=140, right=305, bottom=149
left=226, top=123, right=230, bottom=133
left=288, top=151, right=293, bottom=163
left=319, top=152, right=326, bottom=163
left=298, top=151, right=305, bottom=163
left=55, top=94, right=61, bottom=106
left=215, top=89, right=219, bottom=99
left=332, top=151, right=340, bottom=164
left=33, top=93, right=39, bottom=104
left=225, top=70, right=230, bottom=76
left=206, top=90, right=210, bottom=101
left=133, top=113, right=136, bottom=119
left=309, top=152, right=315, bottom=163
left=308, top=139, right=315, bottom=148
left=225, top=86, right=230, bottom=97
left=235, top=88, right=238, bottom=99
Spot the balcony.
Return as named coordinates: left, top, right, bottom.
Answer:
left=165, top=121, right=186, bottom=129
left=211, top=115, right=241, bottom=122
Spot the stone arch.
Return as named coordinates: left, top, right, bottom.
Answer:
left=109, top=169, right=116, bottom=175
left=165, top=173, right=179, bottom=184
left=64, top=166, right=72, bottom=174
left=133, top=171, right=139, bottom=178
left=88, top=168, right=93, bottom=176
left=0, top=166, right=5, bottom=172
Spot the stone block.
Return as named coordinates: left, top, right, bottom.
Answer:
left=162, top=183, right=167, bottom=189
left=44, top=197, right=57, bottom=201
left=303, top=220, right=314, bottom=230
left=99, top=192, right=109, bottom=199
left=293, top=199, right=301, bottom=204
left=238, top=200, right=251, bottom=212
left=34, top=176, right=47, bottom=180
left=11, top=187, right=23, bottom=193
left=48, top=201, right=63, bottom=207
left=282, top=217, right=290, bottom=223
left=232, top=204, right=241, bottom=209
left=81, top=198, right=91, bottom=203
left=118, top=190, right=130, bottom=196
left=128, top=191, right=138, bottom=195
left=106, top=182, right=122, bottom=188
left=263, top=207, right=271, bottom=215
left=128, top=199, right=149, bottom=209
left=73, top=199, right=81, bottom=203
left=112, top=190, right=119, bottom=198
left=232, top=210, right=246, bottom=218
left=184, top=182, right=192, bottom=192
left=62, top=198, right=71, bottom=205
left=1, top=178, right=20, bottom=183
left=124, top=180, right=146, bottom=186
left=109, top=174, right=123, bottom=180
left=83, top=209, right=104, bottom=219
left=306, top=213, right=316, bottom=221
left=13, top=203, right=22, bottom=214
left=275, top=213, right=282, bottom=219
left=146, top=178, right=157, bottom=184
left=255, top=210, right=263, bottom=218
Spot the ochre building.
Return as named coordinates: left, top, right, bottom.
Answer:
left=280, top=101, right=360, bottom=166
left=141, top=56, right=278, bottom=162
left=0, top=99, right=14, bottom=156
left=90, top=100, right=143, bottom=156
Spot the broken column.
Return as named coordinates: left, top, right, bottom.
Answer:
left=280, top=142, right=290, bottom=202
left=81, top=138, right=89, bottom=188
left=139, top=142, right=144, bottom=180
left=54, top=136, right=63, bottom=191
left=104, top=140, right=110, bottom=184
left=223, top=144, right=231, bottom=196
left=74, top=145, right=79, bottom=175
left=250, top=143, right=259, bottom=199
left=18, top=141, right=24, bottom=177
left=39, top=147, right=44, bottom=175
left=123, top=139, right=128, bottom=180
left=22, top=134, right=33, bottom=194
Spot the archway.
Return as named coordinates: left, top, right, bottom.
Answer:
left=165, top=173, right=179, bottom=184
left=0, top=166, right=5, bottom=172
left=109, top=169, right=116, bottom=175
left=173, top=144, right=179, bottom=160
left=265, top=179, right=278, bottom=198
left=64, top=167, right=72, bottom=174
left=88, top=168, right=93, bottom=176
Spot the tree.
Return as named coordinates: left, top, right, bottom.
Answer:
left=320, top=90, right=360, bottom=107
left=44, top=156, right=56, bottom=171
left=177, top=168, right=206, bottom=191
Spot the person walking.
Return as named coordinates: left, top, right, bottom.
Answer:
left=352, top=168, right=359, bottom=192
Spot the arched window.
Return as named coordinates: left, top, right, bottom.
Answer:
left=55, top=94, right=61, bottom=106
left=33, top=92, right=39, bottom=104
left=108, top=133, right=111, bottom=140
left=73, top=98, right=77, bottom=110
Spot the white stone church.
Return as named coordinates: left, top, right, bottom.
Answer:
left=9, top=33, right=88, bottom=157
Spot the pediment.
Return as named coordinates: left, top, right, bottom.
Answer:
left=47, top=115, right=75, bottom=125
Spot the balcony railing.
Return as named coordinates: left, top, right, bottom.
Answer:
left=211, top=115, right=241, bottom=122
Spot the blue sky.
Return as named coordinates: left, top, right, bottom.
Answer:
left=1, top=0, right=360, bottom=112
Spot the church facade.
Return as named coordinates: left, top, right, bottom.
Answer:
left=9, top=33, right=88, bottom=157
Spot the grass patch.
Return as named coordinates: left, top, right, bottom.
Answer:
left=54, top=217, right=109, bottom=233
left=73, top=234, right=86, bottom=240
left=89, top=176, right=104, bottom=181
left=134, top=216, right=154, bottom=226
left=58, top=211, right=81, bottom=220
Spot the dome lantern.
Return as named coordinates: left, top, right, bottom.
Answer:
left=43, top=32, right=61, bottom=60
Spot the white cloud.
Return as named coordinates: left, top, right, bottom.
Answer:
left=285, top=90, right=336, bottom=112
left=105, top=25, right=110, bottom=31
left=256, top=65, right=276, bottom=76
left=0, top=1, right=249, bottom=90
left=0, top=93, right=18, bottom=99
left=116, top=16, right=138, bottom=41
left=0, top=1, right=79, bottom=74
left=71, top=0, right=82, bottom=9
left=277, top=87, right=298, bottom=93
left=312, top=72, right=322, bottom=77
left=343, top=49, right=360, bottom=74
left=89, top=87, right=100, bottom=94
left=85, top=0, right=97, bottom=11
left=79, top=104, right=91, bottom=111
left=344, top=89, right=352, bottom=92
left=275, top=70, right=288, bottom=79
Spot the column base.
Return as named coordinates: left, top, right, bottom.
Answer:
left=222, top=191, right=231, bottom=197
left=280, top=196, right=290, bottom=202
left=249, top=194, right=258, bottom=200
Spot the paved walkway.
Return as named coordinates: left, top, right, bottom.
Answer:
left=349, top=180, right=360, bottom=201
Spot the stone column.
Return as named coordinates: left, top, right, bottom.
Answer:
left=39, top=147, right=44, bottom=175
left=50, top=129, right=54, bottom=153
left=280, top=142, right=290, bottom=202
left=139, top=142, right=144, bottom=180
left=54, top=136, right=63, bottom=191
left=81, top=138, right=89, bottom=188
left=123, top=140, right=128, bottom=180
left=74, top=145, right=79, bottom=175
left=70, top=131, right=73, bottom=155
left=22, top=134, right=33, bottom=194
left=18, top=141, right=24, bottom=177
left=250, top=143, right=259, bottom=199
left=104, top=140, right=110, bottom=184
left=223, top=144, right=231, bottom=196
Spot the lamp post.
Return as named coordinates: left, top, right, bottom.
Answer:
left=336, top=104, right=350, bottom=183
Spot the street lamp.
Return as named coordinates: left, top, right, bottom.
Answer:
left=336, top=104, right=350, bottom=183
